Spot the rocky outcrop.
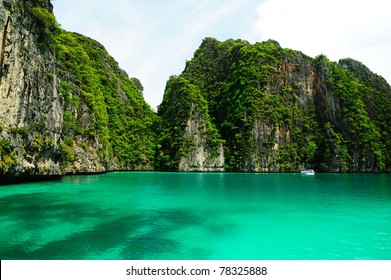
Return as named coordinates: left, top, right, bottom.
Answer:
left=178, top=104, right=224, bottom=171
left=1, top=0, right=157, bottom=181
left=55, top=30, right=157, bottom=174
left=160, top=38, right=391, bottom=172
left=0, top=0, right=63, bottom=177
left=157, top=76, right=225, bottom=171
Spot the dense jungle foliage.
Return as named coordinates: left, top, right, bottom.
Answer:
left=156, top=76, right=224, bottom=171
left=159, top=38, right=391, bottom=172
left=4, top=1, right=389, bottom=174
left=54, top=30, right=158, bottom=170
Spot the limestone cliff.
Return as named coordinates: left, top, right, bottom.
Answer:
left=2, top=1, right=390, bottom=177
left=1, top=0, right=157, bottom=181
left=157, top=76, right=224, bottom=171
left=54, top=30, right=157, bottom=174
left=160, top=38, right=391, bottom=172
left=0, top=0, right=63, bottom=178
left=178, top=103, right=224, bottom=172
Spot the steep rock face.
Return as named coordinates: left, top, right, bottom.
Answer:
left=1, top=0, right=158, bottom=181
left=243, top=51, right=319, bottom=172
left=178, top=104, right=224, bottom=171
left=157, top=76, right=224, bottom=171
left=0, top=0, right=63, bottom=177
left=160, top=38, right=391, bottom=172
left=337, top=58, right=391, bottom=171
left=55, top=30, right=157, bottom=173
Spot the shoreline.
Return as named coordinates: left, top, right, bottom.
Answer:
left=1, top=170, right=390, bottom=186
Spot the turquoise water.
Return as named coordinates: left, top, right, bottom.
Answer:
left=0, top=172, right=390, bottom=260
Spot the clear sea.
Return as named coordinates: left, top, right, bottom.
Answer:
left=0, top=172, right=390, bottom=260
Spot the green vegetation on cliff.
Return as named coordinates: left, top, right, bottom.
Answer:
left=0, top=139, right=18, bottom=175
left=314, top=55, right=388, bottom=171
left=156, top=76, right=223, bottom=170
left=339, top=58, right=391, bottom=170
left=2, top=0, right=158, bottom=176
left=55, top=29, right=158, bottom=171
left=158, top=37, right=391, bottom=172
left=2, top=0, right=390, bottom=176
left=159, top=38, right=322, bottom=171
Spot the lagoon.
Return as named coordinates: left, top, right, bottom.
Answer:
left=0, top=172, right=390, bottom=260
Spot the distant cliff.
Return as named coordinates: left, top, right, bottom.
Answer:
left=0, top=0, right=157, bottom=181
left=158, top=38, right=391, bottom=172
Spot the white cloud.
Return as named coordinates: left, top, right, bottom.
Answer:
left=251, top=0, right=391, bottom=83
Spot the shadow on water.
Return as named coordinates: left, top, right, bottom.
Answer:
left=0, top=205, right=208, bottom=260
left=0, top=176, right=212, bottom=260
left=1, top=172, right=390, bottom=260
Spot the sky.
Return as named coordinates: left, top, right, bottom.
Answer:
left=53, top=0, right=391, bottom=110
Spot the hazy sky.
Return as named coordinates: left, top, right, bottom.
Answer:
left=53, top=0, right=391, bottom=110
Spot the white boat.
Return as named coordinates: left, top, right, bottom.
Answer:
left=301, top=168, right=315, bottom=175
